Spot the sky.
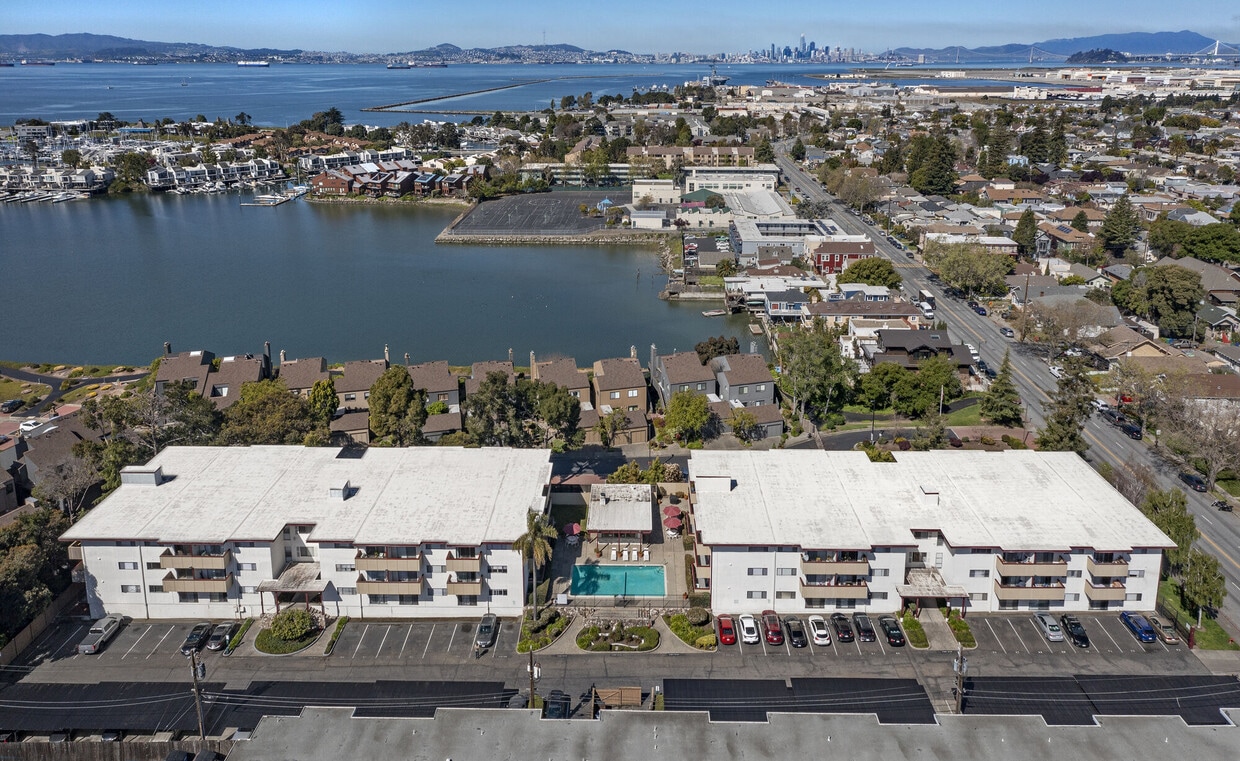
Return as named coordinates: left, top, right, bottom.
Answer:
left=3, top=0, right=1239, bottom=54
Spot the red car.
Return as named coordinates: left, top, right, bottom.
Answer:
left=717, top=615, right=737, bottom=646
left=761, top=610, right=784, bottom=645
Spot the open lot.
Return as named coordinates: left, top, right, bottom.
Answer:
left=449, top=191, right=613, bottom=235
left=328, top=618, right=521, bottom=663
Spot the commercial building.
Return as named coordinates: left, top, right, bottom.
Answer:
left=687, top=450, right=1170, bottom=615
left=61, top=446, right=552, bottom=621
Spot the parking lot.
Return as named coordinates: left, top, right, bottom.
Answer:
left=449, top=191, right=613, bottom=235
left=328, top=618, right=521, bottom=663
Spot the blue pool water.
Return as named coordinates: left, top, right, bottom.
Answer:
left=572, top=565, right=666, bottom=597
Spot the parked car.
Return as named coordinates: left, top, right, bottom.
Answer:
left=1120, top=611, right=1157, bottom=643
left=180, top=622, right=213, bottom=656
left=1090, top=399, right=1110, bottom=412
left=18, top=419, right=42, bottom=433
left=807, top=615, right=831, bottom=646
left=973, top=305, right=988, bottom=316
left=1059, top=614, right=1090, bottom=648
left=1033, top=612, right=1064, bottom=642
left=785, top=616, right=808, bottom=648
left=77, top=614, right=123, bottom=655
left=1048, top=365, right=1064, bottom=379
left=1120, top=422, right=1144, bottom=440
left=852, top=613, right=877, bottom=642
left=543, top=689, right=571, bottom=719
left=761, top=610, right=784, bottom=645
left=474, top=613, right=498, bottom=649
left=966, top=300, right=978, bottom=309
left=1148, top=615, right=1180, bottom=644
left=1180, top=472, right=1208, bottom=492
left=738, top=614, right=760, bottom=644
left=877, top=615, right=905, bottom=646
left=205, top=622, right=239, bottom=651
left=966, top=343, right=979, bottom=361
left=1214, top=499, right=1234, bottom=512
left=716, top=614, right=737, bottom=646
left=984, top=367, right=998, bottom=380
left=829, top=613, right=855, bottom=643
left=1000, top=327, right=1015, bottom=338
left=1100, top=407, right=1123, bottom=425
left=0, top=399, right=21, bottom=413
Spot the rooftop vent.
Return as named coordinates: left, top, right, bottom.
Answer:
left=328, top=480, right=352, bottom=501
left=120, top=466, right=164, bottom=486
left=695, top=475, right=734, bottom=493
left=919, top=484, right=939, bottom=507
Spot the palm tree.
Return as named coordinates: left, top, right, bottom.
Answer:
left=513, top=511, right=558, bottom=621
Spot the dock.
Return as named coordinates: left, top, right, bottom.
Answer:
left=240, top=186, right=309, bottom=208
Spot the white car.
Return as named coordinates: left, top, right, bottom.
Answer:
left=966, top=343, right=979, bottom=361
left=738, top=614, right=760, bottom=645
left=1090, top=399, right=1110, bottom=412
left=807, top=615, right=831, bottom=646
left=1034, top=612, right=1065, bottom=642
left=18, top=419, right=42, bottom=434
left=1049, top=365, right=1064, bottom=379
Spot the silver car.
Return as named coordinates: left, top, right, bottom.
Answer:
left=474, top=613, right=498, bottom=649
left=1034, top=612, right=1064, bottom=642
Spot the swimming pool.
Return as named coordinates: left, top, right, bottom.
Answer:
left=571, top=565, right=666, bottom=597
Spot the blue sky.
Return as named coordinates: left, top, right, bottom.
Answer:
left=4, top=0, right=1239, bottom=53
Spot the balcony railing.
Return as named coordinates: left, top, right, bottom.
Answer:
left=1084, top=581, right=1127, bottom=601
left=161, top=572, right=233, bottom=594
left=446, top=577, right=484, bottom=596
left=1086, top=557, right=1130, bottom=577
left=800, top=557, right=871, bottom=575
left=356, top=575, right=424, bottom=595
left=446, top=555, right=482, bottom=573
left=992, top=580, right=1065, bottom=601
left=355, top=551, right=423, bottom=572
left=800, top=579, right=869, bottom=600
left=159, top=549, right=230, bottom=571
left=994, top=557, right=1068, bottom=577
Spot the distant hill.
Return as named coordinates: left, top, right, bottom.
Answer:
left=1066, top=48, right=1130, bottom=64
left=0, top=33, right=301, bottom=59
left=893, top=30, right=1231, bottom=61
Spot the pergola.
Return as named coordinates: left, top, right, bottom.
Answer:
left=257, top=562, right=328, bottom=616
left=896, top=568, right=969, bottom=617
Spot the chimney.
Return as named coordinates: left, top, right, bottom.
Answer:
left=279, top=349, right=286, bottom=363
left=650, top=343, right=657, bottom=372
left=530, top=351, right=537, bottom=375
left=384, top=344, right=390, bottom=363
left=630, top=345, right=637, bottom=359
left=508, top=347, right=514, bottom=363
left=264, top=341, right=270, bottom=361
left=163, top=341, right=172, bottom=356
left=404, top=352, right=410, bottom=365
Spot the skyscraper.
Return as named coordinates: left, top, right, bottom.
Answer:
left=800, top=34, right=806, bottom=54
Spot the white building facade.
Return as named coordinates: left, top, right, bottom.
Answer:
left=62, top=446, right=552, bottom=621
left=688, top=450, right=1170, bottom=615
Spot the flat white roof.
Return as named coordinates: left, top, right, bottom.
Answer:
left=588, top=484, right=654, bottom=533
left=688, top=450, right=1173, bottom=552
left=62, top=446, right=552, bottom=546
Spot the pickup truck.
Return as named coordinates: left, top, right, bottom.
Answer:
left=77, top=615, right=123, bottom=654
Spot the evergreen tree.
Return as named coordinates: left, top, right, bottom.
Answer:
left=1013, top=208, right=1038, bottom=257
left=909, top=129, right=958, bottom=196
left=1070, top=210, right=1091, bottom=233
left=983, top=123, right=1011, bottom=178
left=753, top=136, right=775, bottom=163
left=1181, top=549, right=1227, bottom=626
left=790, top=137, right=806, bottom=161
left=1098, top=194, right=1141, bottom=254
left=1020, top=116, right=1049, bottom=163
left=1034, top=357, right=1094, bottom=453
left=307, top=377, right=338, bottom=425
left=368, top=366, right=428, bottom=446
left=979, top=350, right=1023, bottom=427
left=1048, top=114, right=1068, bottom=166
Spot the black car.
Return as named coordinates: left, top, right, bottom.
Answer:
left=205, top=622, right=238, bottom=651
left=877, top=616, right=905, bottom=646
left=1215, top=500, right=1234, bottom=512
left=1180, top=472, right=1208, bottom=492
left=0, top=399, right=21, bottom=413
left=1099, top=407, right=1123, bottom=425
left=475, top=613, right=498, bottom=649
left=1059, top=614, right=1090, bottom=648
left=973, top=306, right=988, bottom=316
left=180, top=622, right=213, bottom=656
left=784, top=616, right=808, bottom=648
left=1120, top=422, right=1143, bottom=440
left=543, top=689, right=571, bottom=719
left=829, top=613, right=855, bottom=643
left=976, top=359, right=988, bottom=373
left=984, top=367, right=998, bottom=380
left=852, top=613, right=877, bottom=642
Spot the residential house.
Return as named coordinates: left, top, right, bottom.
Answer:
left=1086, top=326, right=1175, bottom=367
left=1064, top=263, right=1109, bottom=289
left=868, top=330, right=972, bottom=382
left=530, top=355, right=590, bottom=400
left=466, top=361, right=516, bottom=397
left=591, top=356, right=648, bottom=415
left=407, top=361, right=460, bottom=410
left=709, top=354, right=776, bottom=409
left=1154, top=256, right=1240, bottom=308
left=650, top=349, right=716, bottom=409
left=811, top=239, right=876, bottom=275
left=1035, top=222, right=1095, bottom=258
left=277, top=356, right=330, bottom=398
left=801, top=300, right=923, bottom=330
left=336, top=359, right=389, bottom=412
left=155, top=348, right=215, bottom=397
left=311, top=170, right=353, bottom=195
left=1195, top=305, right=1240, bottom=342
left=206, top=354, right=268, bottom=409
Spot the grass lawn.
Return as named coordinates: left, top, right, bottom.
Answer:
left=549, top=503, right=588, bottom=532
left=696, top=276, right=725, bottom=288
left=944, top=404, right=982, bottom=426
left=1219, top=479, right=1240, bottom=498
left=0, top=378, right=51, bottom=405
left=841, top=403, right=895, bottom=416
left=1158, top=578, right=1239, bottom=650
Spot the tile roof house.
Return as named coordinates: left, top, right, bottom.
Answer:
left=650, top=349, right=716, bottom=408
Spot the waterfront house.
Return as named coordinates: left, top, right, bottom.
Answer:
left=530, top=355, right=590, bottom=400
left=466, top=361, right=515, bottom=397
left=650, top=349, right=716, bottom=409
left=207, top=354, right=269, bottom=409
left=709, top=353, right=776, bottom=408
left=591, top=356, right=648, bottom=414
left=801, top=299, right=923, bottom=330
left=277, top=356, right=330, bottom=398
left=311, top=170, right=353, bottom=195
left=335, top=360, right=389, bottom=412
left=155, top=348, right=215, bottom=397
left=407, top=361, right=460, bottom=410
left=413, top=173, right=441, bottom=196
left=764, top=289, right=812, bottom=323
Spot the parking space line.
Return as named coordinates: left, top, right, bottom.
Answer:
left=876, top=637, right=886, bottom=656
left=376, top=625, right=391, bottom=655
left=490, top=625, right=500, bottom=658
left=1158, top=637, right=1170, bottom=652
left=759, top=638, right=768, bottom=656
left=421, top=624, right=435, bottom=659
left=854, top=639, right=862, bottom=655
left=352, top=624, right=369, bottom=659
left=1006, top=619, right=1030, bottom=653
left=398, top=625, right=412, bottom=658
left=52, top=624, right=85, bottom=658
left=1098, top=619, right=1123, bottom=652
left=446, top=623, right=458, bottom=653
left=122, top=627, right=152, bottom=659
left=984, top=619, right=1007, bottom=653
left=147, top=626, right=175, bottom=659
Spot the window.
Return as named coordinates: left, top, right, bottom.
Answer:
left=628, top=389, right=639, bottom=397
left=696, top=383, right=706, bottom=391
left=239, top=563, right=258, bottom=571
left=871, top=568, right=890, bottom=577
left=491, top=589, right=508, bottom=597
left=118, top=561, right=138, bottom=570
left=297, top=547, right=311, bottom=557
left=457, top=596, right=478, bottom=606
left=120, top=585, right=141, bottom=593
left=335, top=564, right=355, bottom=572
left=969, top=569, right=990, bottom=578
left=148, top=584, right=164, bottom=593
left=146, top=561, right=162, bottom=570
left=776, top=567, right=796, bottom=576
left=1065, top=593, right=1080, bottom=602
left=297, top=526, right=311, bottom=535
left=748, top=546, right=767, bottom=553
left=344, top=393, right=356, bottom=402
left=746, top=590, right=767, bottom=599
left=746, top=567, right=768, bottom=576
left=363, top=391, right=371, bottom=399
left=1068, top=570, right=1083, bottom=578
left=431, top=565, right=446, bottom=574
left=610, top=391, right=620, bottom=400
left=739, top=386, right=749, bottom=395
left=805, top=598, right=825, bottom=609
left=757, top=384, right=766, bottom=392
left=338, top=586, right=356, bottom=596
left=1125, top=593, right=1143, bottom=602
left=969, top=592, right=989, bottom=601
left=398, top=595, right=418, bottom=605
left=488, top=565, right=508, bottom=574
left=1128, top=569, right=1145, bottom=578
left=775, top=591, right=796, bottom=600
left=432, top=587, right=446, bottom=597
left=870, top=591, right=888, bottom=600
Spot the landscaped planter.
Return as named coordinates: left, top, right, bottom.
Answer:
left=576, top=622, right=659, bottom=652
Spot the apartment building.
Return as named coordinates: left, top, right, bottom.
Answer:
left=61, top=446, right=552, bottom=621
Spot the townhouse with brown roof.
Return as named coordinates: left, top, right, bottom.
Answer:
left=650, top=348, right=717, bottom=408
left=709, top=353, right=776, bottom=408
left=530, top=355, right=591, bottom=400
left=154, top=347, right=214, bottom=397
left=276, top=355, right=330, bottom=398
left=407, top=360, right=460, bottom=409
left=154, top=344, right=271, bottom=409
left=591, top=356, right=647, bottom=413
left=1036, top=222, right=1095, bottom=258
left=335, top=359, right=389, bottom=412
left=465, top=360, right=515, bottom=396
left=206, top=354, right=268, bottom=409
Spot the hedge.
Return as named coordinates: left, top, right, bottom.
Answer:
left=254, top=627, right=319, bottom=654
left=324, top=616, right=350, bottom=655
left=664, top=613, right=715, bottom=650
left=941, top=608, right=976, bottom=648
left=518, top=611, right=570, bottom=653
left=224, top=618, right=253, bottom=655
left=902, top=612, right=929, bottom=649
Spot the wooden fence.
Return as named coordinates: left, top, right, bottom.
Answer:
left=0, top=739, right=233, bottom=761
left=0, top=584, right=84, bottom=667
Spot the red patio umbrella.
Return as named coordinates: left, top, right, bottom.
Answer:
left=564, top=523, right=582, bottom=535
left=663, top=516, right=683, bottom=529
left=662, top=505, right=682, bottom=517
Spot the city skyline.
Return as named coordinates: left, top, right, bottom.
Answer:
left=4, top=0, right=1239, bottom=55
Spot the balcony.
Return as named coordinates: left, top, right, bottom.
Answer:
left=446, top=577, right=484, bottom=596
left=693, top=563, right=711, bottom=581
left=161, top=572, right=233, bottom=594
left=355, top=551, right=423, bottom=573
left=800, top=557, right=871, bottom=575
left=1086, top=557, right=1130, bottom=577
left=160, top=549, right=230, bottom=570
left=1084, top=581, right=1127, bottom=602
left=994, top=557, right=1068, bottom=577
left=446, top=554, right=482, bottom=573
left=356, top=575, right=424, bottom=595
left=992, top=580, right=1065, bottom=602
left=800, top=579, right=869, bottom=600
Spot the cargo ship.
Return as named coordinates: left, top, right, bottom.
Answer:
left=236, top=60, right=270, bottom=67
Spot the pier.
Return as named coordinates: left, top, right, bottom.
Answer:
left=362, top=80, right=554, bottom=112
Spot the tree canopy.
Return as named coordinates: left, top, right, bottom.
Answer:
left=1098, top=194, right=1141, bottom=254
left=694, top=335, right=739, bottom=364
left=368, top=367, right=429, bottom=447
left=923, top=242, right=1013, bottom=297
left=664, top=390, right=712, bottom=442
left=979, top=350, right=1023, bottom=427
left=836, top=257, right=902, bottom=289
left=217, top=379, right=328, bottom=446
left=1034, top=357, right=1094, bottom=453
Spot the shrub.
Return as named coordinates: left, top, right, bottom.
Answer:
left=270, top=608, right=314, bottom=641
left=688, top=592, right=711, bottom=609
left=685, top=607, right=711, bottom=626
left=901, top=612, right=929, bottom=648
left=979, top=435, right=996, bottom=446
left=695, top=633, right=717, bottom=649
left=324, top=616, right=349, bottom=655
left=518, top=611, right=569, bottom=653
left=1001, top=434, right=1028, bottom=450
left=944, top=609, right=975, bottom=648
left=226, top=618, right=254, bottom=653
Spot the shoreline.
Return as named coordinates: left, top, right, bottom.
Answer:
left=305, top=195, right=471, bottom=208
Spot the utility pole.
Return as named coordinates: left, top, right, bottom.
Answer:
left=1020, top=270, right=1032, bottom=343
left=190, top=650, right=206, bottom=740
left=952, top=645, right=968, bottom=713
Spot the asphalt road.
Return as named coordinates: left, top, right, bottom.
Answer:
left=776, top=152, right=1240, bottom=633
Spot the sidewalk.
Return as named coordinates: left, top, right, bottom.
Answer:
left=917, top=608, right=961, bottom=652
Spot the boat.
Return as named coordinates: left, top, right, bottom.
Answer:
left=236, top=61, right=270, bottom=67
left=702, top=309, right=728, bottom=317
left=703, top=64, right=729, bottom=86
left=21, top=60, right=55, bottom=66
left=386, top=62, right=411, bottom=69
left=0, top=62, right=15, bottom=67
left=749, top=324, right=763, bottom=335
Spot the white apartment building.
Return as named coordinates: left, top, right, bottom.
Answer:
left=61, top=446, right=552, bottom=621
left=688, top=450, right=1170, bottom=615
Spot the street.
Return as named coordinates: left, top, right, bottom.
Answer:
left=776, top=153, right=1240, bottom=633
